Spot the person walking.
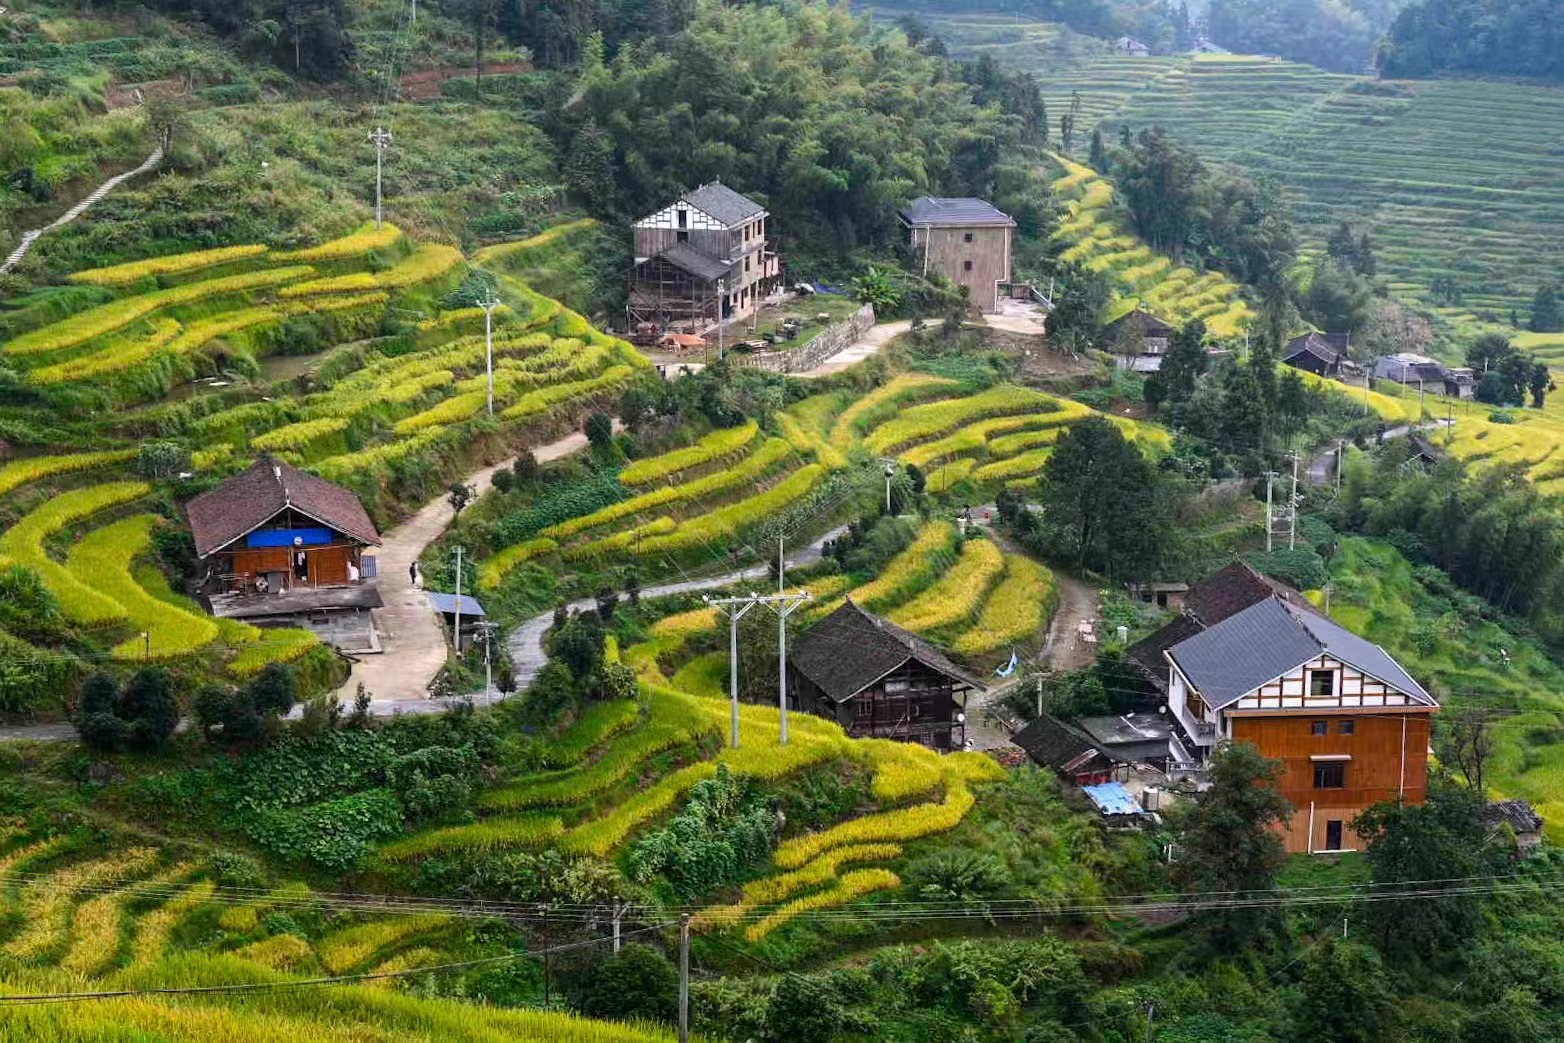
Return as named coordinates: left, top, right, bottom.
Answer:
left=409, top=561, right=420, bottom=589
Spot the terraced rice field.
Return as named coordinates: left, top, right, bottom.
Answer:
left=0, top=221, right=651, bottom=681
left=1050, top=157, right=1253, bottom=338
left=0, top=835, right=672, bottom=1040
left=900, top=9, right=1564, bottom=328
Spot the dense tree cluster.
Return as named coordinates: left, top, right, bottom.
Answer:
left=138, top=0, right=356, bottom=80
left=1108, top=128, right=1297, bottom=291
left=1381, top=0, right=1564, bottom=81
left=563, top=3, right=1053, bottom=271
left=1207, top=0, right=1394, bottom=72
left=1466, top=333, right=1550, bottom=408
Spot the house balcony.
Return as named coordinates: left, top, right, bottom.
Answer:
left=1172, top=701, right=1219, bottom=748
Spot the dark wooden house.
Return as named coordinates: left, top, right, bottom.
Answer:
left=788, top=600, right=983, bottom=751
left=1283, top=331, right=1349, bottom=377
left=898, top=197, right=1016, bottom=314
left=1103, top=308, right=1175, bottom=371
left=186, top=456, right=382, bottom=650
left=1013, top=713, right=1116, bottom=784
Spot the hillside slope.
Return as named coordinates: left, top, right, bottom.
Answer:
left=890, top=9, right=1564, bottom=335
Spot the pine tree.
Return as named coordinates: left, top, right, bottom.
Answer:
left=1088, top=126, right=1109, bottom=173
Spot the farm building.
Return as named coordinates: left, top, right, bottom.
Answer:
left=1113, top=36, right=1151, bottom=56
left=788, top=599, right=983, bottom=751
left=1014, top=713, right=1117, bottom=784
left=898, top=196, right=1016, bottom=314
left=1163, top=591, right=1438, bottom=854
left=1103, top=308, right=1175, bottom=371
left=186, top=456, right=382, bottom=651
left=1482, top=799, right=1544, bottom=853
left=1283, top=331, right=1350, bottom=377
left=628, top=182, right=782, bottom=334
left=1373, top=352, right=1476, bottom=397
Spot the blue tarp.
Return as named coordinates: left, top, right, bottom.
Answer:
left=247, top=528, right=333, bottom=548
left=426, top=592, right=486, bottom=618
left=1081, top=781, right=1141, bottom=817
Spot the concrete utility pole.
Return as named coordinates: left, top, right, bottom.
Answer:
left=1335, top=439, right=1345, bottom=496
left=777, top=533, right=785, bottom=594
left=705, top=593, right=759, bottom=749
left=678, top=913, right=691, bottom=1043
left=882, top=459, right=897, bottom=514
left=479, top=291, right=501, bottom=416
left=768, top=591, right=810, bottom=745
left=369, top=127, right=393, bottom=230
left=716, top=278, right=728, bottom=361
left=452, top=545, right=463, bottom=652
left=476, top=620, right=496, bottom=704
left=1288, top=453, right=1300, bottom=550
left=1264, top=470, right=1277, bottom=553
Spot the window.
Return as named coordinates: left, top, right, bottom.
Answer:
left=1310, top=720, right=1328, bottom=736
left=744, top=256, right=751, bottom=273
left=1308, top=670, right=1336, bottom=698
left=963, top=260, right=974, bottom=272
left=1338, top=720, right=1356, bottom=735
left=963, top=232, right=974, bottom=243
left=677, top=209, right=687, bottom=229
left=1313, top=763, right=1346, bottom=789
left=677, top=229, right=689, bottom=244
left=1324, top=819, right=1344, bottom=851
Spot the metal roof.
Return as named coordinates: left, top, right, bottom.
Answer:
left=426, top=592, right=486, bottom=618
left=899, top=196, right=1015, bottom=228
left=681, top=182, right=766, bottom=226
left=1082, top=781, right=1142, bottom=816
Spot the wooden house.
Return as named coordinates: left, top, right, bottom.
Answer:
left=1163, top=594, right=1438, bottom=854
left=1283, top=331, right=1349, bottom=377
left=186, top=456, right=382, bottom=650
left=898, top=197, right=1016, bottom=314
left=788, top=600, right=983, bottom=751
left=1103, top=308, right=1175, bottom=370
left=628, top=182, right=781, bottom=334
left=1014, top=713, right=1117, bottom=784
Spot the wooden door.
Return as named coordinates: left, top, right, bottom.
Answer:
left=312, top=548, right=349, bottom=586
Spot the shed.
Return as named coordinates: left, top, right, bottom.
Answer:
left=1081, top=781, right=1144, bottom=817
left=1013, top=713, right=1115, bottom=784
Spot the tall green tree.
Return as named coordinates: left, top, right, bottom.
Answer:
left=1294, top=939, right=1396, bottom=1043
left=1144, top=318, right=1207, bottom=414
left=1530, top=284, right=1563, bottom=333
left=1034, top=416, right=1170, bottom=579
left=1171, top=741, right=1290, bottom=946
left=1352, top=781, right=1494, bottom=961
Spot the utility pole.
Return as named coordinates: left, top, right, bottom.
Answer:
left=1035, top=674, right=1043, bottom=719
left=410, top=0, right=416, bottom=24
left=1264, top=470, right=1277, bottom=553
left=368, top=127, right=393, bottom=230
left=611, top=896, right=623, bottom=954
left=777, top=533, right=785, bottom=594
left=716, top=278, right=727, bottom=361
left=1323, top=582, right=1334, bottom=618
left=1335, top=439, right=1345, bottom=496
left=705, top=593, right=759, bottom=749
left=678, top=913, right=691, bottom=1043
left=453, top=545, right=464, bottom=652
left=768, top=591, right=810, bottom=745
left=479, top=291, right=501, bottom=416
left=882, top=459, right=897, bottom=514
left=1288, top=453, right=1300, bottom=550
left=539, top=903, right=551, bottom=1007
left=476, top=620, right=496, bottom=704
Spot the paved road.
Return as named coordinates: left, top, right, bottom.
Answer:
left=504, top=524, right=847, bottom=690
left=799, top=321, right=913, bottom=377
left=339, top=426, right=612, bottom=705
left=1305, top=419, right=1453, bottom=487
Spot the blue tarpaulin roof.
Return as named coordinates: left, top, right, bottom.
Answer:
left=1081, top=781, right=1141, bottom=816
left=426, top=592, right=486, bottom=618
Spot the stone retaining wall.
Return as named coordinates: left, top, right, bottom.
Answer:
left=733, top=304, right=876, bottom=374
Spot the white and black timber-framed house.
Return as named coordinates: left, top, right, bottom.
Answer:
left=628, top=182, right=781, bottom=335
left=788, top=600, right=984, bottom=751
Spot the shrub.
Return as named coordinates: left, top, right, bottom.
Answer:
left=626, top=765, right=777, bottom=897
left=246, top=789, right=405, bottom=870
left=119, top=667, right=180, bottom=749
left=387, top=745, right=482, bottom=821
left=581, top=944, right=679, bottom=1023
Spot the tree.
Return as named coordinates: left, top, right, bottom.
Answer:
left=1352, top=781, right=1493, bottom=959
left=1530, top=361, right=1551, bottom=408
left=1466, top=332, right=1512, bottom=374
left=1530, top=284, right=1563, bottom=333
left=580, top=944, right=678, bottom=1022
left=193, top=683, right=262, bottom=744
left=1034, top=416, right=1170, bottom=579
left=562, top=119, right=619, bottom=216
left=1294, top=939, right=1395, bottom=1043
left=1171, top=741, right=1290, bottom=945
left=1302, top=256, right=1373, bottom=334
left=118, top=667, right=180, bottom=749
left=852, top=266, right=903, bottom=314
left=138, top=442, right=191, bottom=479
left=1436, top=711, right=1493, bottom=797
left=447, top=482, right=475, bottom=520
left=244, top=662, right=297, bottom=718
left=585, top=412, right=615, bottom=453
left=141, top=95, right=191, bottom=150
left=1144, top=319, right=1208, bottom=414
left=1043, top=265, right=1109, bottom=355
left=1087, top=126, right=1109, bottom=172
left=552, top=613, right=605, bottom=682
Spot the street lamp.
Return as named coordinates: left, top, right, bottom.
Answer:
left=883, top=460, right=897, bottom=514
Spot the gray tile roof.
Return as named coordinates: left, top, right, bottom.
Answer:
left=1282, top=601, right=1436, bottom=705
left=681, top=182, right=766, bottom=226
left=1168, top=596, right=1436, bottom=709
left=652, top=241, right=732, bottom=282
left=1013, top=713, right=1104, bottom=772
left=790, top=599, right=984, bottom=703
left=899, top=196, right=1016, bottom=227
left=1168, top=598, right=1322, bottom=708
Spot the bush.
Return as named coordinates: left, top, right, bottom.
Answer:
left=1245, top=547, right=1329, bottom=590
left=579, top=944, right=679, bottom=1023
left=119, top=668, right=179, bottom=749
left=246, top=789, right=406, bottom=870
left=387, top=745, right=482, bottom=822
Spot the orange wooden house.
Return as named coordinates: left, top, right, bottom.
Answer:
left=1163, top=594, right=1438, bottom=854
